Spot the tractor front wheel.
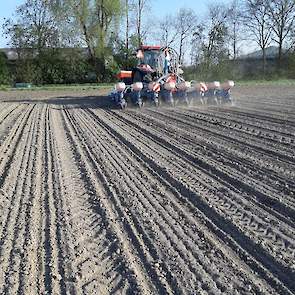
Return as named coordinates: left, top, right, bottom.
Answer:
left=120, top=99, right=127, bottom=109
left=133, top=70, right=143, bottom=83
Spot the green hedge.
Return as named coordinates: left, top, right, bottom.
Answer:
left=0, top=52, right=12, bottom=85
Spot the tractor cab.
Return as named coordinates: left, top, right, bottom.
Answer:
left=133, top=45, right=163, bottom=83
left=141, top=50, right=158, bottom=68
left=135, top=45, right=182, bottom=80
left=137, top=45, right=162, bottom=70
left=116, top=45, right=180, bottom=84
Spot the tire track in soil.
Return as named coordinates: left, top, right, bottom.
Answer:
left=138, top=109, right=295, bottom=178
left=86, top=108, right=295, bottom=295
left=61, top=107, right=164, bottom=294
left=70, top=107, right=277, bottom=295
left=148, top=108, right=295, bottom=163
left=219, top=107, right=295, bottom=129
left=0, top=104, right=35, bottom=238
left=174, top=108, right=295, bottom=148
left=191, top=108, right=295, bottom=138
left=52, top=106, right=137, bottom=294
left=0, top=105, right=38, bottom=294
left=0, top=91, right=294, bottom=295
left=119, top=109, right=295, bottom=220
left=72, top=110, right=221, bottom=294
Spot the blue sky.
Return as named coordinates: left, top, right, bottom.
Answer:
left=151, top=0, right=216, bottom=17
left=0, top=0, right=24, bottom=47
left=0, top=0, right=232, bottom=48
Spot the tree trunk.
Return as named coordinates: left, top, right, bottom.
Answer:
left=137, top=0, right=142, bottom=46
left=126, top=0, right=129, bottom=60
left=262, top=47, right=266, bottom=79
left=233, top=21, right=237, bottom=60
left=81, top=23, right=95, bottom=62
left=278, top=37, right=283, bottom=71
left=96, top=57, right=106, bottom=82
left=179, top=34, right=184, bottom=64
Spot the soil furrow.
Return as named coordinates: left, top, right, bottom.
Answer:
left=229, top=106, right=295, bottom=127
left=61, top=107, right=163, bottom=294
left=149, top=108, right=295, bottom=162
left=86, top=108, right=295, bottom=294
left=17, top=105, right=46, bottom=294
left=0, top=85, right=294, bottom=295
left=0, top=104, right=20, bottom=127
left=118, top=109, right=295, bottom=212
left=73, top=109, right=227, bottom=294
left=107, top=110, right=295, bottom=229
left=53, top=106, right=136, bottom=294
left=136, top=109, right=295, bottom=177
left=0, top=104, right=35, bottom=238
left=0, top=106, right=38, bottom=294
left=104, top=109, right=295, bottom=259
left=132, top=108, right=295, bottom=189
left=174, top=108, right=295, bottom=147
left=141, top=109, right=295, bottom=193
left=193, top=108, right=295, bottom=137
left=14, top=105, right=44, bottom=295
left=74, top=108, right=279, bottom=294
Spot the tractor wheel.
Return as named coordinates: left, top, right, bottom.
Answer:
left=138, top=99, right=144, bottom=108
left=133, top=70, right=143, bottom=83
left=120, top=100, right=127, bottom=109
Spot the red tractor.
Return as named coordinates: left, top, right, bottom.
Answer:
left=109, top=45, right=235, bottom=109
left=110, top=45, right=190, bottom=108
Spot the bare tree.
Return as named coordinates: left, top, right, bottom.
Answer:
left=243, top=0, right=272, bottom=76
left=266, top=0, right=295, bottom=63
left=157, top=15, right=178, bottom=47
left=125, top=0, right=130, bottom=52
left=227, top=0, right=244, bottom=60
left=131, top=0, right=149, bottom=46
left=189, top=3, right=230, bottom=79
left=202, top=4, right=229, bottom=64
left=175, top=8, right=197, bottom=64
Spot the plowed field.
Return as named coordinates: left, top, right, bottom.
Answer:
left=0, top=85, right=294, bottom=295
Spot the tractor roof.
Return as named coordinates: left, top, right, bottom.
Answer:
left=140, top=45, right=162, bottom=51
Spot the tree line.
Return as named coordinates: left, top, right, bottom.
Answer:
left=1, top=0, right=295, bottom=85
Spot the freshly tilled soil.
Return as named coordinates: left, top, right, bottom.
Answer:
left=0, top=85, right=294, bottom=294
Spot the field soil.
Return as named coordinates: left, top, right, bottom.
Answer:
left=0, top=85, right=294, bottom=294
